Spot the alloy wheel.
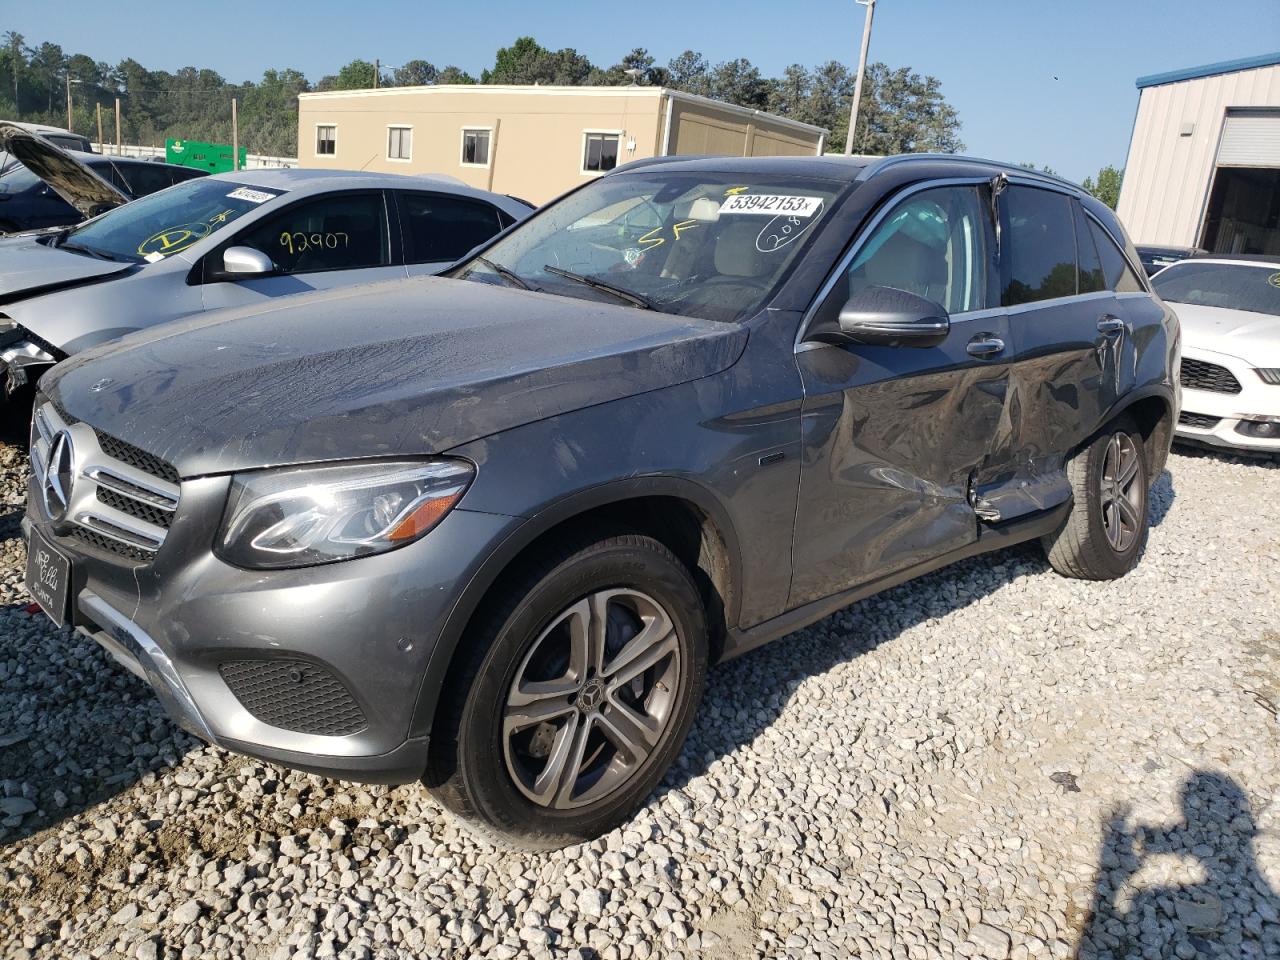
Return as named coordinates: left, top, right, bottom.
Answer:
left=1100, top=432, right=1143, bottom=552
left=502, top=589, right=682, bottom=809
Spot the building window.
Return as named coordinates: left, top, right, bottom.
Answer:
left=316, top=125, right=336, bottom=156
left=582, top=132, right=621, bottom=174
left=388, top=126, right=412, bottom=161
left=461, top=128, right=491, bottom=167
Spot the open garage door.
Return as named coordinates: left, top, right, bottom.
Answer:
left=1200, top=109, right=1280, bottom=256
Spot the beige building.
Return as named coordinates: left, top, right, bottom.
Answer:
left=297, top=85, right=828, bottom=204
left=1117, top=53, right=1280, bottom=255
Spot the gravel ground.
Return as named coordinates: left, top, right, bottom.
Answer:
left=0, top=441, right=1277, bottom=960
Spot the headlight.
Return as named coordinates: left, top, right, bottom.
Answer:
left=217, top=460, right=473, bottom=569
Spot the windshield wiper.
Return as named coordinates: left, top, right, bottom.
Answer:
left=473, top=256, right=532, bottom=290
left=542, top=265, right=654, bottom=310
left=57, top=240, right=131, bottom=263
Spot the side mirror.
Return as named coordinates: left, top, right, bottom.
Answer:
left=221, top=246, right=275, bottom=278
left=813, top=285, right=950, bottom=348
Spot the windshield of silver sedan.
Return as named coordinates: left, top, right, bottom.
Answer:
left=1153, top=261, right=1280, bottom=319
left=52, top=179, right=285, bottom=264
left=457, top=171, right=845, bottom=321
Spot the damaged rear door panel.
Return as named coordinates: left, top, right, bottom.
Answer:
left=976, top=187, right=1125, bottom=523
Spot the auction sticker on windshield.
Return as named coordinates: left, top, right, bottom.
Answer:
left=227, top=187, right=276, bottom=204
left=720, top=194, right=823, bottom=217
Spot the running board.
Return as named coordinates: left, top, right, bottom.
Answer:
left=721, top=501, right=1070, bottom=662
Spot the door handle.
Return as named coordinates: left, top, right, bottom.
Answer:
left=1097, top=315, right=1126, bottom=335
left=966, top=336, right=1005, bottom=358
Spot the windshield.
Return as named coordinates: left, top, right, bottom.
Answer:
left=58, top=178, right=285, bottom=263
left=457, top=171, right=846, bottom=321
left=0, top=164, right=42, bottom=195
left=1153, top=261, right=1280, bottom=319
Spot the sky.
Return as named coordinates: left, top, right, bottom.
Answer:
left=4, top=0, right=1279, bottom=181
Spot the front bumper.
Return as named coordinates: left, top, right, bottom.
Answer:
left=24, top=473, right=522, bottom=784
left=1175, top=346, right=1280, bottom=453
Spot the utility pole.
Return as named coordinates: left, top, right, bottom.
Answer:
left=373, top=59, right=380, bottom=89
left=65, top=74, right=73, bottom=132
left=844, top=0, right=876, bottom=155
left=231, top=97, right=239, bottom=171
left=96, top=102, right=104, bottom=149
left=114, top=97, right=122, bottom=154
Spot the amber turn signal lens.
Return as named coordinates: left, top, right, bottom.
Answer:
left=386, top=494, right=462, bottom=541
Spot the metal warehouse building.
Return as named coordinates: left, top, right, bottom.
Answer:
left=1117, top=52, right=1280, bottom=256
left=297, top=85, right=828, bottom=204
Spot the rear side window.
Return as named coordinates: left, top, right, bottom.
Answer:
left=824, top=184, right=990, bottom=318
left=170, top=167, right=206, bottom=185
left=116, top=163, right=176, bottom=198
left=1074, top=202, right=1105, bottom=295
left=1001, top=186, right=1078, bottom=305
left=398, top=191, right=503, bottom=264
left=231, top=192, right=391, bottom=274
left=1087, top=218, right=1144, bottom=293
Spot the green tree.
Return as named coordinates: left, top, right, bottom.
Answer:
left=768, top=64, right=811, bottom=119
left=804, top=61, right=854, bottom=144
left=666, top=50, right=710, bottom=97
left=1082, top=165, right=1123, bottom=209
left=436, top=65, right=476, bottom=85
left=847, top=63, right=963, bottom=155
left=709, top=58, right=769, bottom=109
left=3, top=32, right=24, bottom=112
left=392, top=59, right=437, bottom=87
left=481, top=37, right=592, bottom=85
left=334, top=59, right=377, bottom=90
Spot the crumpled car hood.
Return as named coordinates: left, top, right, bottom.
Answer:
left=0, top=122, right=128, bottom=217
left=45, top=276, right=749, bottom=477
left=1173, top=301, right=1280, bottom=367
left=0, top=235, right=131, bottom=306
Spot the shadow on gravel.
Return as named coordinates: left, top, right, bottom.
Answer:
left=1076, top=772, right=1280, bottom=960
left=1148, top=469, right=1175, bottom=528
left=1172, top=442, right=1280, bottom=471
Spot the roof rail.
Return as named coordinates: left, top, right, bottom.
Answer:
left=856, top=153, right=1083, bottom=192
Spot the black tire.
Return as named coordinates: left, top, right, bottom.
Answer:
left=1042, top=420, right=1149, bottom=580
left=426, top=530, right=708, bottom=850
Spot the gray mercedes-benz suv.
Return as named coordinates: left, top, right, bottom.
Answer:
left=24, top=154, right=1178, bottom=848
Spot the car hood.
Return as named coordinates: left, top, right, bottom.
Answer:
left=0, top=122, right=128, bottom=218
left=45, top=276, right=749, bottom=477
left=1171, top=301, right=1280, bottom=366
left=0, top=234, right=132, bottom=306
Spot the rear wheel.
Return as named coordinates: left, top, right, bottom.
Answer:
left=1043, top=421, right=1149, bottom=580
left=427, top=531, right=707, bottom=849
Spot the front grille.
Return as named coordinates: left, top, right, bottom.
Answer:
left=95, top=432, right=181, bottom=485
left=1257, top=368, right=1280, bottom=386
left=30, top=399, right=181, bottom=564
left=97, top=487, right=174, bottom=530
left=219, top=660, right=368, bottom=737
left=1178, top=412, right=1221, bottom=430
left=68, top=527, right=153, bottom=563
left=1180, top=358, right=1242, bottom=394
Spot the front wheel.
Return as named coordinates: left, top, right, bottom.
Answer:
left=1043, top=422, right=1149, bottom=580
left=427, top=532, right=708, bottom=849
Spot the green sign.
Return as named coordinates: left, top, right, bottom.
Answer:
left=165, top=138, right=248, bottom=173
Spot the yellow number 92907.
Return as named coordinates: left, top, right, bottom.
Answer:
left=280, top=231, right=350, bottom=256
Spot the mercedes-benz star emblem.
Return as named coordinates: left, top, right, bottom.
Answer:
left=43, top=430, right=76, bottom=520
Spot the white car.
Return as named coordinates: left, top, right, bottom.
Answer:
left=1151, top=256, right=1280, bottom=454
